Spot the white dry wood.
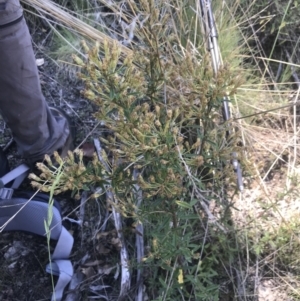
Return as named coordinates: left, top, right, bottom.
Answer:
left=93, top=138, right=131, bottom=299
left=65, top=270, right=84, bottom=301
left=36, top=58, right=45, bottom=66
left=79, top=191, right=87, bottom=227
left=93, top=139, right=110, bottom=172
left=133, top=170, right=144, bottom=301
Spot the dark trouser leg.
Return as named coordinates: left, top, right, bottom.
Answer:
left=0, top=15, right=69, bottom=163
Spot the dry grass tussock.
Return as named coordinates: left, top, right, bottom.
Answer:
left=21, top=0, right=300, bottom=300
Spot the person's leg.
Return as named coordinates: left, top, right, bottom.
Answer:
left=0, top=1, right=70, bottom=163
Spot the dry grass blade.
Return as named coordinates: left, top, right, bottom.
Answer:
left=22, top=0, right=132, bottom=57
left=0, top=189, right=40, bottom=233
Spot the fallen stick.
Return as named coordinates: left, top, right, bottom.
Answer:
left=93, top=138, right=131, bottom=300
left=78, top=191, right=88, bottom=250
left=106, top=190, right=131, bottom=299
left=65, top=270, right=84, bottom=301
left=133, top=169, right=144, bottom=301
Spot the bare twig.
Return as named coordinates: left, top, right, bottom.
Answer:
left=79, top=191, right=87, bottom=226
left=284, top=48, right=300, bottom=88
left=94, top=138, right=110, bottom=172
left=76, top=191, right=88, bottom=248
left=120, top=14, right=139, bottom=46
left=3, top=137, right=14, bottom=152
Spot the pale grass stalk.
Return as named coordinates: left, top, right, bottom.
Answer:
left=266, top=264, right=300, bottom=298
left=162, top=258, right=179, bottom=301
left=225, top=0, right=271, bottom=81
left=255, top=56, right=300, bottom=69
left=234, top=101, right=299, bottom=122
left=22, top=0, right=132, bottom=57
left=284, top=50, right=300, bottom=190
left=235, top=238, right=249, bottom=300
left=175, top=143, right=228, bottom=234
left=254, top=257, right=259, bottom=297
left=76, top=120, right=104, bottom=150
left=286, top=86, right=300, bottom=190
left=244, top=124, right=300, bottom=184
left=189, top=217, right=209, bottom=301
left=45, top=161, right=65, bottom=301
left=260, top=0, right=293, bottom=81
left=0, top=188, right=40, bottom=232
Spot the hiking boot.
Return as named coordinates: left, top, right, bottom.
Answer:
left=24, top=106, right=75, bottom=172
left=49, top=106, right=75, bottom=159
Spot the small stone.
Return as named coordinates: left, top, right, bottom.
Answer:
left=7, top=261, right=17, bottom=270
left=4, top=241, right=30, bottom=261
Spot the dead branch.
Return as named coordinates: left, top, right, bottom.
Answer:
left=93, top=138, right=131, bottom=299
left=133, top=169, right=144, bottom=301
